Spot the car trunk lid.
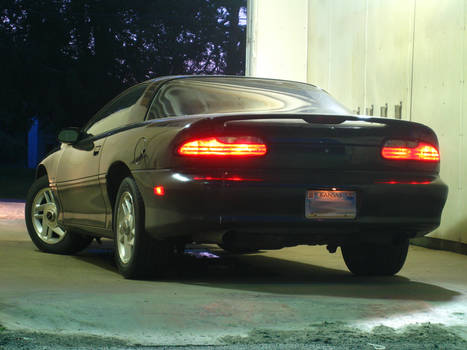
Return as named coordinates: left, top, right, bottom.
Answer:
left=170, top=114, right=440, bottom=174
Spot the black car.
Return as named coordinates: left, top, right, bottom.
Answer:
left=25, top=75, right=448, bottom=278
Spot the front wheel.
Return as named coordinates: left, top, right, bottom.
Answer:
left=113, top=177, right=172, bottom=279
left=341, top=239, right=409, bottom=276
left=25, top=176, right=93, bottom=254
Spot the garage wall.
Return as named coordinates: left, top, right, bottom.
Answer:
left=307, top=0, right=367, bottom=111
left=410, top=0, right=466, bottom=244
left=246, top=0, right=308, bottom=82
left=247, top=0, right=467, bottom=244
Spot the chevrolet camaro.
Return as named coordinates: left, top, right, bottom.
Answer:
left=25, top=75, right=448, bottom=278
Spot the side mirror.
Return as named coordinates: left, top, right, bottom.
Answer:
left=58, top=128, right=81, bottom=144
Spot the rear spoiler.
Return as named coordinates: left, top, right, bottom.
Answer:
left=178, top=113, right=439, bottom=148
left=187, top=113, right=430, bottom=129
left=149, top=112, right=438, bottom=150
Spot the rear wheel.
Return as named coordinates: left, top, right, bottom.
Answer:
left=25, top=176, right=93, bottom=254
left=113, top=177, right=171, bottom=279
left=341, top=239, right=409, bottom=276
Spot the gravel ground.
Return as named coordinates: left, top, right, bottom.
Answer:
left=1, top=322, right=466, bottom=350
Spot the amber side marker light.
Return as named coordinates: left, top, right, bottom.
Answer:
left=381, top=140, right=440, bottom=162
left=178, top=136, right=267, bottom=156
left=154, top=186, right=165, bottom=196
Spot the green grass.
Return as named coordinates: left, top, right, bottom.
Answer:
left=0, top=167, right=35, bottom=200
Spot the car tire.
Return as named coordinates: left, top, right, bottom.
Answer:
left=25, top=176, right=93, bottom=254
left=341, top=239, right=409, bottom=276
left=113, top=177, right=171, bottom=279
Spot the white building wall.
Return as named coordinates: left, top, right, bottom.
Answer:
left=410, top=0, right=466, bottom=243
left=247, top=0, right=467, bottom=244
left=307, top=0, right=367, bottom=112
left=246, top=0, right=308, bottom=82
left=364, top=0, right=415, bottom=119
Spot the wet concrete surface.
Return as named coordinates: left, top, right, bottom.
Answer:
left=1, top=201, right=467, bottom=349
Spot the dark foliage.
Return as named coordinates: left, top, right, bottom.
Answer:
left=0, top=0, right=247, bottom=136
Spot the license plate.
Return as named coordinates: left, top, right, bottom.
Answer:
left=305, top=190, right=356, bottom=219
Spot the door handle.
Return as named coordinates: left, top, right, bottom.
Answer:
left=93, top=145, right=101, bottom=156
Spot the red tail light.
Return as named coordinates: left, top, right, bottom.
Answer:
left=177, top=136, right=267, bottom=157
left=381, top=140, right=440, bottom=162
left=375, top=180, right=432, bottom=185
left=193, top=175, right=263, bottom=182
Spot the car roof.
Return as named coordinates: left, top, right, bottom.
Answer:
left=143, top=75, right=319, bottom=89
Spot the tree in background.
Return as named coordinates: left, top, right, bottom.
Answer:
left=0, top=0, right=247, bottom=163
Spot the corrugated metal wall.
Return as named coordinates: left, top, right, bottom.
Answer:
left=247, top=0, right=467, bottom=244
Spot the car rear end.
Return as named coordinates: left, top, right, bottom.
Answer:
left=136, top=113, right=448, bottom=249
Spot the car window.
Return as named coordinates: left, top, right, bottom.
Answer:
left=149, top=77, right=350, bottom=118
left=85, top=83, right=148, bottom=136
left=146, top=96, right=160, bottom=120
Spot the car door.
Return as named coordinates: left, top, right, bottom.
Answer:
left=56, top=83, right=149, bottom=228
left=56, top=136, right=107, bottom=227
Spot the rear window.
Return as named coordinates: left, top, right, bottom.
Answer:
left=152, top=77, right=350, bottom=118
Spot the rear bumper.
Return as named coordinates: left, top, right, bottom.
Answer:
left=132, top=169, right=448, bottom=245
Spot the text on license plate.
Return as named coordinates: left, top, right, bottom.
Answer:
left=305, top=190, right=356, bottom=219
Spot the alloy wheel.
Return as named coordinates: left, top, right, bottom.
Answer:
left=116, top=191, right=136, bottom=264
left=31, top=187, right=66, bottom=244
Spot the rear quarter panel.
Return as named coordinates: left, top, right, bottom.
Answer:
left=98, top=121, right=191, bottom=229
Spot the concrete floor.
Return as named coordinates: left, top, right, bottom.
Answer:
left=1, top=201, right=467, bottom=348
